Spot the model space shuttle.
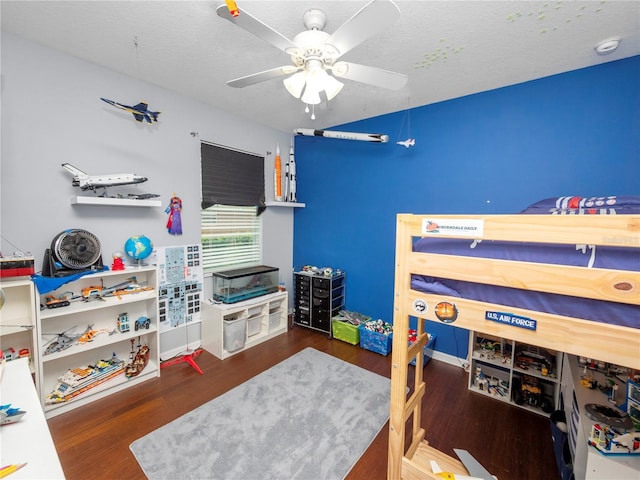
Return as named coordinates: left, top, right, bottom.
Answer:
left=61, top=163, right=148, bottom=191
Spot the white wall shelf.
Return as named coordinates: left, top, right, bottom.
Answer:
left=70, top=196, right=162, bottom=207
left=265, top=201, right=305, bottom=208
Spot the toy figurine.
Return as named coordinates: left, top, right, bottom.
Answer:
left=165, top=194, right=183, bottom=235
left=111, top=252, right=125, bottom=270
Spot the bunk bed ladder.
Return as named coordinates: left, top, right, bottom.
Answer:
left=388, top=214, right=469, bottom=479
left=388, top=214, right=431, bottom=479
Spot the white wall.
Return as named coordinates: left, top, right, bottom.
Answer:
left=1, top=32, right=295, bottom=356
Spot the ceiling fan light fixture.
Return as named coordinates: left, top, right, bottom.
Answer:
left=301, top=85, right=322, bottom=105
left=283, top=71, right=306, bottom=98
left=323, top=74, right=344, bottom=101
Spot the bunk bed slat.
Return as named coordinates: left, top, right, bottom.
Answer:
left=409, top=252, right=639, bottom=305
left=406, top=290, right=640, bottom=370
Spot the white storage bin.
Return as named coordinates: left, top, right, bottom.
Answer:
left=269, top=312, right=281, bottom=332
left=269, top=298, right=284, bottom=313
left=223, top=317, right=247, bottom=352
left=247, top=315, right=263, bottom=336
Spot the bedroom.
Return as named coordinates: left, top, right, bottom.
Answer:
left=1, top=1, right=639, bottom=479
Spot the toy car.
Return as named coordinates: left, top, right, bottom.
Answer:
left=134, top=316, right=150, bottom=331
left=82, top=286, right=103, bottom=300
left=44, top=292, right=72, bottom=309
left=512, top=375, right=554, bottom=413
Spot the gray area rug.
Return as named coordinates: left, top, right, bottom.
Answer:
left=130, top=347, right=390, bottom=480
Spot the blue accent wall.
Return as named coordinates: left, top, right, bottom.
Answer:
left=292, top=56, right=640, bottom=359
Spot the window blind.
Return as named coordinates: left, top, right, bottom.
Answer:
left=200, top=142, right=265, bottom=213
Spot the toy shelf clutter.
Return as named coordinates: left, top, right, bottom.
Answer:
left=469, top=331, right=563, bottom=417
left=0, top=278, right=39, bottom=385
left=35, top=266, right=160, bottom=418
left=201, top=291, right=288, bottom=360
left=560, top=355, right=640, bottom=479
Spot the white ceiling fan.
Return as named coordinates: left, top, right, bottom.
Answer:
left=217, top=0, right=408, bottom=114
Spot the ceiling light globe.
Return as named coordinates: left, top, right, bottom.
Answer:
left=283, top=72, right=306, bottom=98
left=301, top=87, right=321, bottom=105
left=323, top=75, right=344, bottom=101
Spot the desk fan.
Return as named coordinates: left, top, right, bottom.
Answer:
left=42, top=229, right=104, bottom=277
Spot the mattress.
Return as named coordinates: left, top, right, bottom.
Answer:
left=411, top=195, right=640, bottom=329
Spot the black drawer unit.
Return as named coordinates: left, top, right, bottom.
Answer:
left=293, top=271, right=345, bottom=335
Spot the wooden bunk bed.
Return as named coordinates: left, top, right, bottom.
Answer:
left=387, top=212, right=640, bottom=479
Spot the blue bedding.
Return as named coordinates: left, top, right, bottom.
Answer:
left=411, top=195, right=640, bottom=329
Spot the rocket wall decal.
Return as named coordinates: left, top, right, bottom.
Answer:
left=274, top=143, right=282, bottom=201
left=288, top=138, right=297, bottom=202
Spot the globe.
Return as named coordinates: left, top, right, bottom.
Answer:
left=124, top=235, right=153, bottom=265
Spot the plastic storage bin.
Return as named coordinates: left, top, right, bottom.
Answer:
left=247, top=315, right=262, bottom=336
left=223, top=317, right=247, bottom=352
left=359, top=320, right=393, bottom=356
left=332, top=318, right=361, bottom=345
left=409, top=334, right=436, bottom=366
left=268, top=312, right=281, bottom=332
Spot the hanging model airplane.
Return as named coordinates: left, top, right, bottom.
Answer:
left=397, top=138, right=416, bottom=148
left=100, top=98, right=160, bottom=124
left=61, top=163, right=148, bottom=192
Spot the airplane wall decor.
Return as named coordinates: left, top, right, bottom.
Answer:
left=62, top=163, right=148, bottom=192
left=100, top=97, right=160, bottom=124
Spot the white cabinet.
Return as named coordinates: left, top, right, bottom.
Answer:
left=468, top=331, right=562, bottom=416
left=560, top=355, right=640, bottom=479
left=201, top=291, right=288, bottom=359
left=0, top=358, right=65, bottom=479
left=0, top=278, right=38, bottom=387
left=35, top=266, right=160, bottom=418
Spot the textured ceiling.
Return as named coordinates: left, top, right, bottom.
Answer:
left=2, top=1, right=639, bottom=133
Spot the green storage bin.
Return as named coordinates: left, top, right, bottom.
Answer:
left=332, top=318, right=360, bottom=345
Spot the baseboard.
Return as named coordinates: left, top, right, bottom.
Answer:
left=160, top=340, right=202, bottom=361
left=432, top=350, right=467, bottom=369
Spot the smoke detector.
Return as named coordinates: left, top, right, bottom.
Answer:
left=595, top=37, right=621, bottom=55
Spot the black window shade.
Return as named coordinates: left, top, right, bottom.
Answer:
left=200, top=142, right=265, bottom=214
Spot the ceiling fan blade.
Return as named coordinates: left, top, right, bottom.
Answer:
left=216, top=4, right=297, bottom=53
left=331, top=61, right=407, bottom=90
left=325, top=0, right=400, bottom=57
left=227, top=66, right=300, bottom=88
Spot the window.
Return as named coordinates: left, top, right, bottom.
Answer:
left=201, top=204, right=262, bottom=272
left=200, top=142, right=265, bottom=273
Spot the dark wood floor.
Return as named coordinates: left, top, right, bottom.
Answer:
left=47, top=326, right=559, bottom=480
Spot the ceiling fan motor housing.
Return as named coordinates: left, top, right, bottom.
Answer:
left=303, top=9, right=327, bottom=31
